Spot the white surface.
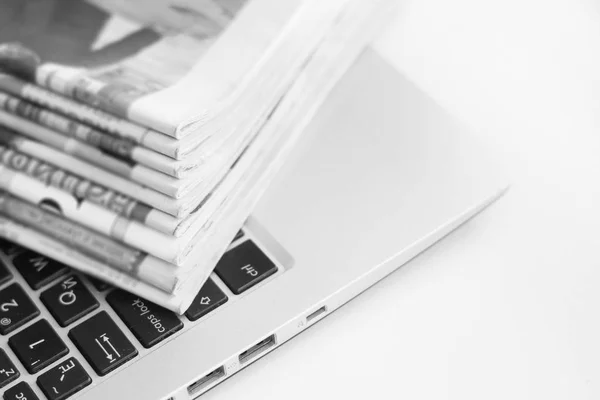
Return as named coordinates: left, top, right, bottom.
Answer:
left=204, top=1, right=600, bottom=399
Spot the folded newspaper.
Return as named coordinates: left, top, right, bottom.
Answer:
left=0, top=0, right=394, bottom=313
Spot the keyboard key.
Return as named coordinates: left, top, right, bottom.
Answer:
left=0, top=259, right=12, bottom=286
left=0, top=239, right=23, bottom=258
left=185, top=278, right=228, bottom=321
left=3, top=381, right=39, bottom=400
left=13, top=251, right=69, bottom=290
left=107, top=290, right=183, bottom=348
left=215, top=241, right=278, bottom=295
left=88, top=277, right=111, bottom=292
left=69, top=311, right=138, bottom=376
left=0, top=349, right=19, bottom=389
left=41, top=276, right=99, bottom=327
left=0, top=283, right=39, bottom=335
left=9, top=319, right=69, bottom=374
left=0, top=238, right=13, bottom=253
left=37, top=358, right=91, bottom=400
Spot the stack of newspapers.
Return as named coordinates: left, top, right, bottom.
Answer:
left=0, top=0, right=393, bottom=313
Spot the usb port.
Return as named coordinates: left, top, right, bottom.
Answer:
left=239, top=334, right=277, bottom=364
left=187, top=366, right=226, bottom=396
left=306, top=306, right=327, bottom=323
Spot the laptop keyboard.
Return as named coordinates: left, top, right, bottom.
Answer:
left=0, top=230, right=281, bottom=399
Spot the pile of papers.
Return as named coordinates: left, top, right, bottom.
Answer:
left=0, top=0, right=394, bottom=313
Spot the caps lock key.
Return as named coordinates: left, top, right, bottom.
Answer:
left=107, top=289, right=183, bottom=348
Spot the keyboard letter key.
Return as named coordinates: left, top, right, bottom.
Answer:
left=37, top=358, right=91, bottom=400
left=41, top=275, right=99, bottom=327
left=0, top=239, right=24, bottom=258
left=0, top=283, right=40, bottom=335
left=9, top=319, right=69, bottom=374
left=13, top=251, right=68, bottom=290
left=0, top=349, right=19, bottom=389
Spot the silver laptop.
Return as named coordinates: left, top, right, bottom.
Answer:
left=0, top=48, right=507, bottom=400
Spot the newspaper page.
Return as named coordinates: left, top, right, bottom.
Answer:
left=0, top=0, right=312, bottom=138
left=0, top=0, right=248, bottom=135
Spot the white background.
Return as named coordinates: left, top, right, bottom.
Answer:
left=205, top=1, right=600, bottom=399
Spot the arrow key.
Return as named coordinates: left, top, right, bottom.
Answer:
left=69, top=311, right=138, bottom=376
left=185, top=278, right=228, bottom=322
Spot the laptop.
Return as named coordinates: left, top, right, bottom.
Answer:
left=0, top=48, right=507, bottom=400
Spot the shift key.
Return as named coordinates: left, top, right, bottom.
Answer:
left=107, top=290, right=183, bottom=348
